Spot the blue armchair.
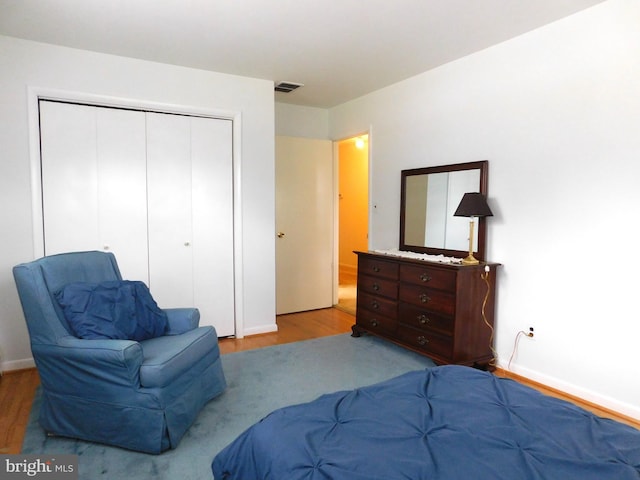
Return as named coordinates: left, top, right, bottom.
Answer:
left=13, top=251, right=227, bottom=454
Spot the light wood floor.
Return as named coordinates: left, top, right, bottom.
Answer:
left=1, top=307, right=637, bottom=455
left=336, top=267, right=357, bottom=315
left=218, top=307, right=354, bottom=354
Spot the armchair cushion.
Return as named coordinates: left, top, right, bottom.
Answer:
left=139, top=326, right=219, bottom=388
left=55, top=280, right=168, bottom=341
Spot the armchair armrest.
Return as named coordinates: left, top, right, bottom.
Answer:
left=164, top=308, right=200, bottom=335
left=33, top=336, right=144, bottom=397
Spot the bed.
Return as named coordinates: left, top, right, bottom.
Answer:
left=212, top=365, right=640, bottom=479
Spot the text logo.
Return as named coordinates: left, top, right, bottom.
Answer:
left=0, top=455, right=77, bottom=480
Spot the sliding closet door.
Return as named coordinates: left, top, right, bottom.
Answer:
left=146, top=113, right=194, bottom=308
left=39, top=101, right=149, bottom=282
left=40, top=102, right=98, bottom=252
left=40, top=102, right=235, bottom=336
left=95, top=107, right=149, bottom=282
left=146, top=113, right=235, bottom=336
left=190, top=116, right=235, bottom=336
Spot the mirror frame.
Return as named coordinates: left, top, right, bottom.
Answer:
left=399, top=160, right=489, bottom=261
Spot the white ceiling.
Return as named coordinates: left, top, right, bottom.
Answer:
left=0, top=0, right=605, bottom=108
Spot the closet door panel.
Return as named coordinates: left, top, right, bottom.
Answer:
left=40, top=101, right=100, bottom=255
left=146, top=113, right=194, bottom=308
left=191, top=117, right=235, bottom=335
left=95, top=108, right=149, bottom=283
left=40, top=102, right=148, bottom=282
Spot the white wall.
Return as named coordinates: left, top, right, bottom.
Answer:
left=329, top=0, right=640, bottom=418
left=0, top=36, right=276, bottom=370
left=275, top=102, right=330, bottom=138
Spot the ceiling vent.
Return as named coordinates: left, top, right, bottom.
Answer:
left=275, top=81, right=304, bottom=93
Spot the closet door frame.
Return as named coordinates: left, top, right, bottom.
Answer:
left=27, top=87, right=245, bottom=338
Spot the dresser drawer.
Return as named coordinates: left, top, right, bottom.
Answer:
left=357, top=291, right=397, bottom=319
left=398, top=303, right=454, bottom=336
left=398, top=284, right=455, bottom=316
left=358, top=256, right=399, bottom=280
left=356, top=308, right=396, bottom=334
left=399, top=264, right=456, bottom=291
left=357, top=274, right=398, bottom=299
left=396, top=325, right=453, bottom=360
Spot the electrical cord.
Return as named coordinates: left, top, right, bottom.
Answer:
left=481, top=267, right=534, bottom=371
left=508, top=330, right=533, bottom=370
left=480, top=268, right=497, bottom=368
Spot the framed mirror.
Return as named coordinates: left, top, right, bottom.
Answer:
left=400, top=160, right=489, bottom=261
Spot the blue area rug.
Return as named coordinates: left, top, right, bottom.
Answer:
left=22, top=333, right=435, bottom=479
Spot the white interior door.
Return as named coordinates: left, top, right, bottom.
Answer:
left=275, top=136, right=333, bottom=314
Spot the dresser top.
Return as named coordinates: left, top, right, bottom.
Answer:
left=355, top=250, right=500, bottom=270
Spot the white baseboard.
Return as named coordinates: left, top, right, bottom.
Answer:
left=242, top=324, right=278, bottom=337
left=1, top=357, right=35, bottom=373
left=500, top=361, right=640, bottom=421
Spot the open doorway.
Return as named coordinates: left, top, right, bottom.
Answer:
left=336, top=134, right=369, bottom=314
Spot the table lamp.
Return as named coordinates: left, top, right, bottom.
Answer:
left=453, top=192, right=493, bottom=265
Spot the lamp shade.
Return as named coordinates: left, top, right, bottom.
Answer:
left=453, top=192, right=493, bottom=218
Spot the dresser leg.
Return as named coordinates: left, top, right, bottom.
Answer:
left=351, top=324, right=364, bottom=337
left=472, top=360, right=496, bottom=372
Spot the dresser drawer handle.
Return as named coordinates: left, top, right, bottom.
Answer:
left=419, top=294, right=430, bottom=304
left=372, top=266, right=380, bottom=273
left=419, top=273, right=432, bottom=283
left=418, top=314, right=430, bottom=325
left=371, top=301, right=380, bottom=310
left=370, top=319, right=379, bottom=327
left=372, top=283, right=380, bottom=291
left=417, top=335, right=429, bottom=346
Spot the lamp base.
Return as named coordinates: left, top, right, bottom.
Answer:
left=462, top=219, right=480, bottom=266
left=461, top=254, right=480, bottom=266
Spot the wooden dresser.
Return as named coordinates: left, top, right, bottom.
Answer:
left=352, top=251, right=499, bottom=370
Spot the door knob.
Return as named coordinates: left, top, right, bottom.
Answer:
left=277, top=232, right=285, bottom=238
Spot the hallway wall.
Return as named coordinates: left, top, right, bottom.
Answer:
left=338, top=138, right=368, bottom=273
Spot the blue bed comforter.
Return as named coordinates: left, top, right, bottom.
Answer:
left=212, top=365, right=640, bottom=480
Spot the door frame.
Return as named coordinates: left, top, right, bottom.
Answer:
left=27, top=87, right=245, bottom=337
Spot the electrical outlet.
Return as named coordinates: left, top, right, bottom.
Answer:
left=527, top=327, right=535, bottom=338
